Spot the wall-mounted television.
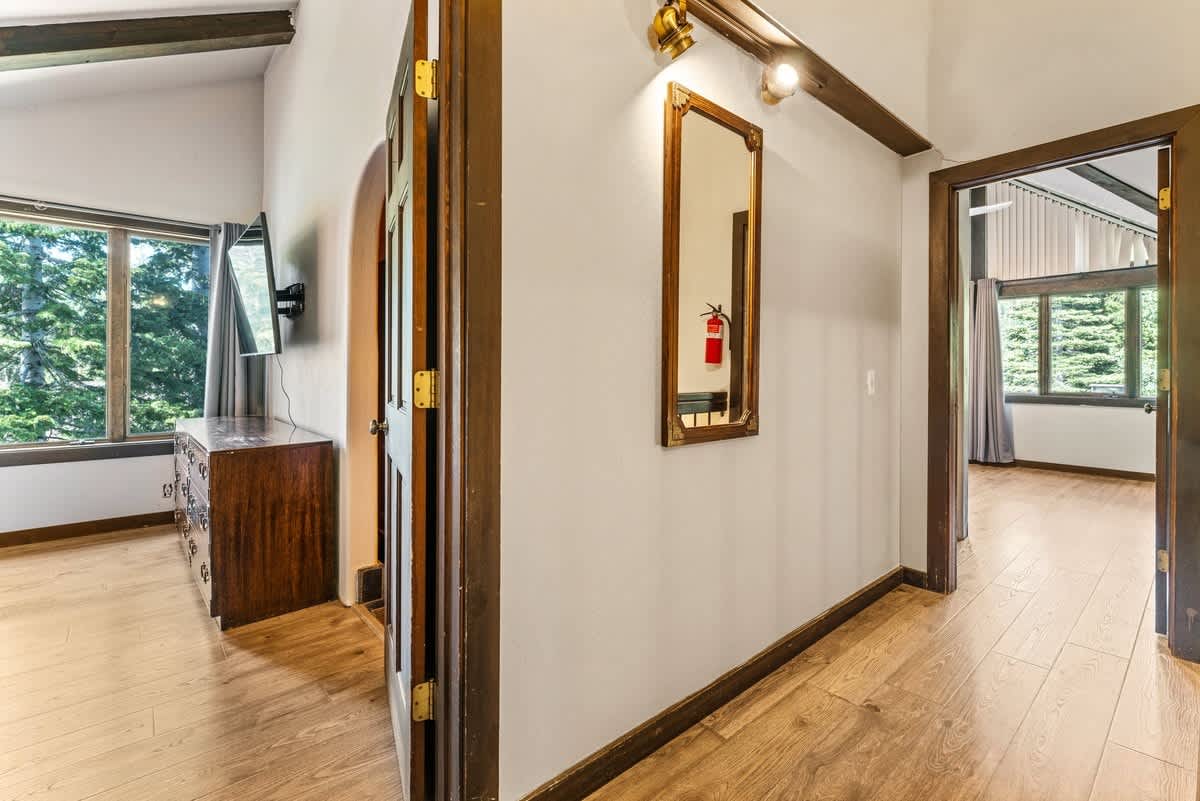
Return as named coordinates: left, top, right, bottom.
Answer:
left=228, top=213, right=282, bottom=357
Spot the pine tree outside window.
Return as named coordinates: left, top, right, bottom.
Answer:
left=0, top=202, right=211, bottom=453
left=996, top=266, right=1158, bottom=406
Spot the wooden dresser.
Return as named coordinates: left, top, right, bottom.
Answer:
left=170, top=416, right=335, bottom=630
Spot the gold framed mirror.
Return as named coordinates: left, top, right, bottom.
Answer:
left=661, top=82, right=762, bottom=447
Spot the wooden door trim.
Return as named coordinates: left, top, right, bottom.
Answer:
left=1156, top=145, right=1172, bottom=635
left=928, top=105, right=1200, bottom=662
left=437, top=1, right=501, bottom=799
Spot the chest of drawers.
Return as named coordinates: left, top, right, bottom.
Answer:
left=171, top=416, right=335, bottom=629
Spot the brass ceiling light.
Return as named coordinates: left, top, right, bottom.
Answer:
left=652, top=0, right=695, bottom=60
left=762, top=61, right=801, bottom=104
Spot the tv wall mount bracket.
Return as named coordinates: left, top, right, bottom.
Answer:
left=276, top=283, right=306, bottom=318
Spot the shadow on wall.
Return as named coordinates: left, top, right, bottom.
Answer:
left=281, top=224, right=321, bottom=348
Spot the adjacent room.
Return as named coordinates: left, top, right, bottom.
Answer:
left=2, top=2, right=1200, bottom=801
left=961, top=146, right=1163, bottom=619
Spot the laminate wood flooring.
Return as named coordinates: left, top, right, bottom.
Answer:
left=0, top=526, right=401, bottom=801
left=586, top=467, right=1200, bottom=801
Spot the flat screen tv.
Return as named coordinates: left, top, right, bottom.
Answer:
left=228, top=213, right=282, bottom=357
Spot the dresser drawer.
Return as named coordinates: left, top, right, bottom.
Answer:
left=188, top=524, right=214, bottom=611
left=189, top=446, right=211, bottom=498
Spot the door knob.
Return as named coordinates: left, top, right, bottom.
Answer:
left=369, top=419, right=389, bottom=436
left=1144, top=402, right=1157, bottom=414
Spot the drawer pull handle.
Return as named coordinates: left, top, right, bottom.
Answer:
left=200, top=509, right=209, bottom=530
left=198, top=462, right=208, bottom=479
left=200, top=563, right=209, bottom=583
left=162, top=483, right=174, bottom=498
left=189, top=540, right=198, bottom=556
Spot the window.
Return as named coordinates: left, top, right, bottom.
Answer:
left=1049, top=290, right=1126, bottom=394
left=1140, top=286, right=1158, bottom=399
left=0, top=219, right=108, bottom=443
left=999, top=297, right=1039, bottom=394
left=997, top=267, right=1158, bottom=405
left=129, top=235, right=211, bottom=435
left=0, top=204, right=210, bottom=450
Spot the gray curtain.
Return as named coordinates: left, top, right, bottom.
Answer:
left=969, top=278, right=1014, bottom=465
left=203, top=222, right=266, bottom=417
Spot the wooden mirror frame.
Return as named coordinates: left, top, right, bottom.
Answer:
left=661, top=82, right=763, bottom=447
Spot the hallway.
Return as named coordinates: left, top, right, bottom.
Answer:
left=587, top=466, right=1200, bottom=801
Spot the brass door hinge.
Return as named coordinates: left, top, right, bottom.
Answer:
left=1160, top=368, right=1171, bottom=393
left=1158, top=548, right=1170, bottom=573
left=414, top=369, right=440, bottom=409
left=412, top=679, right=436, bottom=721
left=415, top=59, right=438, bottom=99
left=1159, top=187, right=1172, bottom=211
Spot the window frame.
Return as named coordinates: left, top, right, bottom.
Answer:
left=0, top=197, right=212, bottom=464
left=998, top=265, right=1157, bottom=407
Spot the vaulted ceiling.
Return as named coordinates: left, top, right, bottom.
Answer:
left=0, top=1, right=297, bottom=109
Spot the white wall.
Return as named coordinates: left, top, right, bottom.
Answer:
left=928, top=0, right=1200, bottom=162
left=767, top=0, right=933, bottom=138
left=0, top=79, right=264, bottom=533
left=262, top=0, right=407, bottom=602
left=501, top=9, right=903, bottom=799
left=1010, top=404, right=1155, bottom=474
left=0, top=79, right=262, bottom=225
left=0, top=456, right=173, bottom=531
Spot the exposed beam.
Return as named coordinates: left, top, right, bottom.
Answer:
left=0, top=10, right=294, bottom=72
left=1067, top=162, right=1160, bottom=215
left=687, top=0, right=932, bottom=157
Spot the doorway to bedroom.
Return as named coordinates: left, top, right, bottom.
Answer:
left=958, top=144, right=1165, bottom=662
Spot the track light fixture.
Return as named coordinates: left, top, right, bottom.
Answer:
left=762, top=61, right=800, bottom=104
left=651, top=0, right=695, bottom=60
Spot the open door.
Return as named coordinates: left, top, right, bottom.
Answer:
left=375, top=3, right=437, bottom=798
left=1156, top=146, right=1171, bottom=635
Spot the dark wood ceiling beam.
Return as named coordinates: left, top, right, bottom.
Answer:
left=687, top=0, right=932, bottom=157
left=0, top=10, right=294, bottom=72
left=1066, top=162, right=1159, bottom=215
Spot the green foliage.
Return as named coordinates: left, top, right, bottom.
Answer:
left=0, top=220, right=209, bottom=444
left=129, top=236, right=210, bottom=434
left=1140, top=287, right=1158, bottom=399
left=999, top=297, right=1039, bottom=394
left=1049, top=291, right=1126, bottom=393
left=1001, top=287, right=1159, bottom=399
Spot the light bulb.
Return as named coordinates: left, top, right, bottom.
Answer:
left=763, top=62, right=800, bottom=103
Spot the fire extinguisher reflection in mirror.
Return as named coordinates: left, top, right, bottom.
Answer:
left=701, top=303, right=733, bottom=366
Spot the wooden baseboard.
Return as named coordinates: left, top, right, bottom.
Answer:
left=992, top=459, right=1155, bottom=483
left=0, top=511, right=174, bottom=549
left=901, top=566, right=929, bottom=589
left=518, top=567, right=904, bottom=801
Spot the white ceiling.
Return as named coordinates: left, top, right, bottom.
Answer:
left=0, top=1, right=296, bottom=109
left=1021, top=147, right=1161, bottom=230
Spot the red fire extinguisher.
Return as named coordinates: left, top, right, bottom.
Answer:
left=702, top=304, right=733, bottom=366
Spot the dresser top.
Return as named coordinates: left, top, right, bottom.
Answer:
left=176, top=417, right=331, bottom=453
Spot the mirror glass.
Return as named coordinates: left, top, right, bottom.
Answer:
left=676, top=111, right=753, bottom=429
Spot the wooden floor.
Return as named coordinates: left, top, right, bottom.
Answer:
left=587, top=466, right=1200, bottom=801
left=0, top=526, right=402, bottom=801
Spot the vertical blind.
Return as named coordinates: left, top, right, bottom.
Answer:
left=984, top=181, right=1155, bottom=281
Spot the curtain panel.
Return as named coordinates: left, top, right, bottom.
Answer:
left=203, top=222, right=266, bottom=417
left=969, top=278, right=1015, bottom=467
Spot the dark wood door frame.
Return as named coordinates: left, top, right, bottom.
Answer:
left=927, top=105, right=1200, bottom=662
left=435, top=1, right=501, bottom=799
